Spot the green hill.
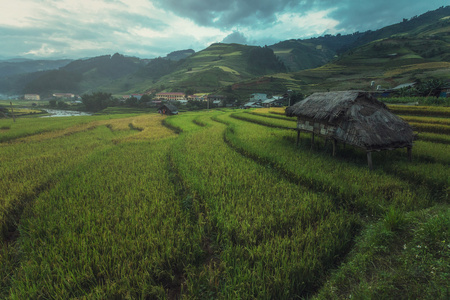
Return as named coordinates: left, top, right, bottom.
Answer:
left=0, top=54, right=148, bottom=97
left=267, top=6, right=450, bottom=95
left=98, top=43, right=287, bottom=95
left=269, top=33, right=365, bottom=71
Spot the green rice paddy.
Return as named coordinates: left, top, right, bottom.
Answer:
left=0, top=106, right=448, bottom=299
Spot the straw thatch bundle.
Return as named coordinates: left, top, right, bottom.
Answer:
left=286, top=91, right=413, bottom=151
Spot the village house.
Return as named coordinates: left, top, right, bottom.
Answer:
left=187, top=93, right=208, bottom=101
left=242, top=101, right=263, bottom=109
left=52, top=93, right=76, bottom=99
left=286, top=91, right=414, bottom=169
left=156, top=92, right=185, bottom=101
left=262, top=96, right=285, bottom=107
left=207, top=94, right=226, bottom=107
left=250, top=93, right=269, bottom=102
left=24, top=94, right=40, bottom=101
left=131, top=94, right=143, bottom=100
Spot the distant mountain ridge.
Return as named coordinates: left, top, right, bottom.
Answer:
left=166, top=49, right=195, bottom=61
left=0, top=6, right=448, bottom=97
left=0, top=59, right=72, bottom=78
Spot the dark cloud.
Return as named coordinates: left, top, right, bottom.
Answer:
left=222, top=31, right=248, bottom=44
left=152, top=0, right=302, bottom=28
left=152, top=0, right=443, bottom=33
left=327, top=0, right=444, bottom=33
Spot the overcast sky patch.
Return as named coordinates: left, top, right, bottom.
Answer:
left=0, top=0, right=445, bottom=59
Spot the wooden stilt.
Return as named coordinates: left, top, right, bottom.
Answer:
left=310, top=133, right=315, bottom=150
left=10, top=102, right=15, bottom=123
left=407, top=147, right=412, bottom=162
left=367, top=151, right=373, bottom=170
left=296, top=130, right=300, bottom=146
left=332, top=139, right=337, bottom=157
left=324, top=138, right=328, bottom=148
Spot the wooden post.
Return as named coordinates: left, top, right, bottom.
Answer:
left=310, top=133, right=315, bottom=150
left=407, top=147, right=412, bottom=162
left=296, top=130, right=300, bottom=146
left=10, top=102, right=15, bottom=122
left=367, top=151, right=373, bottom=170
left=332, top=139, right=337, bottom=157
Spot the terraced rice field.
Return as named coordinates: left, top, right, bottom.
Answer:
left=0, top=107, right=448, bottom=299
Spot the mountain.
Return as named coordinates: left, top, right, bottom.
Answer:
left=0, top=53, right=148, bottom=96
left=0, top=59, right=72, bottom=78
left=97, top=43, right=287, bottom=94
left=267, top=6, right=450, bottom=95
left=268, top=32, right=365, bottom=72
left=0, top=6, right=448, bottom=98
left=347, top=6, right=450, bottom=50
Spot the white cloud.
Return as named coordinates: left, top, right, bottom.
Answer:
left=24, top=43, right=58, bottom=57
left=256, top=9, right=340, bottom=41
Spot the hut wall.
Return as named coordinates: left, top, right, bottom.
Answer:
left=297, top=119, right=336, bottom=137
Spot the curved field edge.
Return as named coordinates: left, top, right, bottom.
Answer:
left=212, top=111, right=449, bottom=299
left=168, top=112, right=359, bottom=298
left=0, top=114, right=175, bottom=243
left=0, top=114, right=139, bottom=143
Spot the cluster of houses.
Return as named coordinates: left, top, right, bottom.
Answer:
left=121, top=92, right=289, bottom=108
left=24, top=93, right=82, bottom=102
left=242, top=93, right=287, bottom=108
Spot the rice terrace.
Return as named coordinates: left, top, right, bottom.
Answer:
left=0, top=100, right=448, bottom=299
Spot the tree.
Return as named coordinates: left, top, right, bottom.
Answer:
left=289, top=91, right=304, bottom=106
left=414, top=79, right=444, bottom=97
left=126, top=96, right=138, bottom=107
left=185, top=88, right=196, bottom=98
left=81, top=92, right=113, bottom=112
left=140, top=94, right=152, bottom=103
left=57, top=100, right=68, bottom=109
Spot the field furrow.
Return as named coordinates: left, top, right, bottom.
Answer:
left=0, top=106, right=448, bottom=299
left=3, top=136, right=202, bottom=299
left=169, top=112, right=359, bottom=298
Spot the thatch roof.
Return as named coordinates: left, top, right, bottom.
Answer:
left=158, top=104, right=178, bottom=114
left=285, top=91, right=414, bottom=151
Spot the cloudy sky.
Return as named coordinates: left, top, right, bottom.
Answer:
left=0, top=0, right=445, bottom=59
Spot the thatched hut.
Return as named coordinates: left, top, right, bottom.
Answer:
left=285, top=91, right=414, bottom=169
left=158, top=104, right=178, bottom=115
